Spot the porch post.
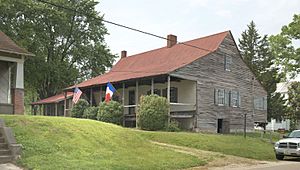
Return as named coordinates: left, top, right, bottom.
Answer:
left=151, top=78, right=154, bottom=94
left=122, top=83, right=125, bottom=126
left=99, top=86, right=102, bottom=104
left=63, top=91, right=67, bottom=117
left=167, top=75, right=171, bottom=124
left=90, top=87, right=93, bottom=106
left=55, top=103, right=58, bottom=116
left=135, top=80, right=139, bottom=128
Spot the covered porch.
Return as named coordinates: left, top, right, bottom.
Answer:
left=80, top=74, right=197, bottom=130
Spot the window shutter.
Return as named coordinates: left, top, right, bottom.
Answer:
left=228, top=90, right=232, bottom=107
left=237, top=91, right=241, bottom=107
left=214, top=88, right=218, bottom=105
left=225, top=90, right=229, bottom=106
left=263, top=96, right=267, bottom=110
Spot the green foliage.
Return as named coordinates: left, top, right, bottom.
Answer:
left=97, top=101, right=123, bottom=125
left=287, top=82, right=300, bottom=130
left=137, top=95, right=169, bottom=131
left=269, top=14, right=300, bottom=78
left=166, top=120, right=180, bottom=132
left=71, top=99, right=89, bottom=118
left=238, top=21, right=286, bottom=121
left=82, top=106, right=98, bottom=120
left=0, top=115, right=202, bottom=170
left=0, top=0, right=116, bottom=100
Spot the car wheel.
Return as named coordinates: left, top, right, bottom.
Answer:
left=276, top=154, right=284, bottom=160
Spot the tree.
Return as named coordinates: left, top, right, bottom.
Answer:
left=287, top=82, right=300, bottom=130
left=238, top=21, right=286, bottom=121
left=269, top=14, right=300, bottom=78
left=0, top=0, right=116, bottom=101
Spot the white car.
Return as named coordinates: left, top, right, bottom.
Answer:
left=274, top=130, right=300, bottom=160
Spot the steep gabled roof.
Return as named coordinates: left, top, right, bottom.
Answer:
left=70, top=31, right=229, bottom=89
left=31, top=92, right=73, bottom=105
left=0, top=31, right=34, bottom=56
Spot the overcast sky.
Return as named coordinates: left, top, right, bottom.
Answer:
left=96, top=0, right=300, bottom=80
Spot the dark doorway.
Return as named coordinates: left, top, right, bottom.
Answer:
left=217, top=119, right=223, bottom=133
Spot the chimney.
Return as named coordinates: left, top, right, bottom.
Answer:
left=121, top=50, right=127, bottom=58
left=167, top=34, right=177, bottom=48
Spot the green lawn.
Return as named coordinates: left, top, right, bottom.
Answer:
left=0, top=115, right=276, bottom=170
left=139, top=131, right=276, bottom=161
left=0, top=115, right=203, bottom=170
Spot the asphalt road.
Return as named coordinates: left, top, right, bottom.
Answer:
left=219, top=157, right=300, bottom=170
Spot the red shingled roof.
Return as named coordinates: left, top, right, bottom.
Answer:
left=0, top=31, right=34, bottom=56
left=31, top=92, right=73, bottom=105
left=69, top=31, right=229, bottom=89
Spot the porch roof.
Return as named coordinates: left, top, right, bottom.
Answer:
left=67, top=31, right=229, bottom=90
left=0, top=31, right=34, bottom=56
left=31, top=92, right=73, bottom=105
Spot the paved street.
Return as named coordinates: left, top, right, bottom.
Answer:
left=218, top=157, right=300, bottom=170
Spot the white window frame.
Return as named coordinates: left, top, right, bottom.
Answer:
left=231, top=90, right=238, bottom=107
left=225, top=56, right=232, bottom=71
left=217, top=89, right=225, bottom=106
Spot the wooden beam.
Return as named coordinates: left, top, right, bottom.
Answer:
left=90, top=87, right=93, bottom=106
left=167, top=75, right=171, bottom=124
left=122, top=83, right=125, bottom=126
left=63, top=91, right=67, bottom=117
left=99, top=86, right=102, bottom=105
left=55, top=103, right=58, bottom=116
left=135, top=80, right=139, bottom=128
left=151, top=78, right=154, bottom=94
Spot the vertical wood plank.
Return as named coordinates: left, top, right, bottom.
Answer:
left=122, top=83, right=125, bottom=126
left=90, top=88, right=93, bottom=106
left=135, top=80, right=139, bottom=128
left=167, top=75, right=170, bottom=124
left=63, top=91, right=67, bottom=117
left=151, top=78, right=154, bottom=94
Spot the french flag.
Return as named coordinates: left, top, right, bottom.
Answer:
left=105, top=82, right=116, bottom=102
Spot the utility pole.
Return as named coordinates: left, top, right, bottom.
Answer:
left=244, top=113, right=247, bottom=138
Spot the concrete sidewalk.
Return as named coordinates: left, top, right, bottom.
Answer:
left=0, top=163, right=23, bottom=170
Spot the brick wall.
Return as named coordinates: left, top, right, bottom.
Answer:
left=12, top=88, right=24, bottom=114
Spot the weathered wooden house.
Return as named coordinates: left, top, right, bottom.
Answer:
left=34, top=31, right=268, bottom=133
left=31, top=92, right=73, bottom=116
left=0, top=31, right=34, bottom=114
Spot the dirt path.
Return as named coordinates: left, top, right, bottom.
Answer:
left=151, top=141, right=271, bottom=170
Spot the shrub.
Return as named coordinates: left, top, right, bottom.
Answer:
left=166, top=120, right=180, bottom=132
left=97, top=101, right=123, bottom=125
left=83, top=106, right=99, bottom=120
left=137, top=95, right=169, bottom=131
left=71, top=99, right=89, bottom=118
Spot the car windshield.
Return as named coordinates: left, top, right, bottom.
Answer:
left=288, top=131, right=300, bottom=138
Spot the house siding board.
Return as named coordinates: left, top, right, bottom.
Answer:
left=172, top=34, right=267, bottom=132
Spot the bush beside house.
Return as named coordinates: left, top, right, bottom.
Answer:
left=137, top=95, right=169, bottom=131
left=71, top=99, right=89, bottom=118
left=97, top=101, right=123, bottom=125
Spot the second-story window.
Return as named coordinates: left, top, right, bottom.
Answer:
left=225, top=56, right=232, bottom=71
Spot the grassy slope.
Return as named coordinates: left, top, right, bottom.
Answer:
left=0, top=115, right=202, bottom=170
left=139, top=131, right=276, bottom=161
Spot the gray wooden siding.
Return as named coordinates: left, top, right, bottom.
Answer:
left=172, top=33, right=267, bottom=133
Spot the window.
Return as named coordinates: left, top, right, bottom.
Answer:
left=231, top=90, right=240, bottom=107
left=215, top=89, right=225, bottom=106
left=254, top=96, right=267, bottom=110
left=224, top=56, right=232, bottom=71
left=147, top=87, right=178, bottom=103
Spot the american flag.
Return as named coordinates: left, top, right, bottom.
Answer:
left=72, top=87, right=82, bottom=104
